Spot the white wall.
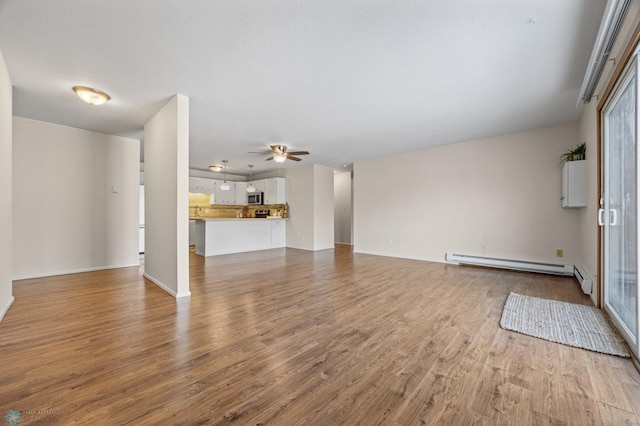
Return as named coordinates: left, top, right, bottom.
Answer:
left=143, top=94, right=190, bottom=298
left=255, top=164, right=335, bottom=250
left=12, top=117, right=140, bottom=280
left=282, top=165, right=315, bottom=250
left=313, top=165, right=335, bottom=250
left=334, top=171, right=352, bottom=244
left=0, top=50, right=13, bottom=320
left=354, top=123, right=581, bottom=264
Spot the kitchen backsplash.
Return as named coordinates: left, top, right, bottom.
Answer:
left=188, top=193, right=286, bottom=218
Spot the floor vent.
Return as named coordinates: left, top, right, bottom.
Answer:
left=445, top=253, right=574, bottom=276
left=574, top=264, right=593, bottom=294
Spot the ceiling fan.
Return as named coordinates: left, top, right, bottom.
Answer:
left=249, top=145, right=310, bottom=163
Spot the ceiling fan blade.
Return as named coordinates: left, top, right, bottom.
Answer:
left=248, top=151, right=272, bottom=154
left=287, top=151, right=309, bottom=156
left=265, top=156, right=274, bottom=161
left=288, top=156, right=302, bottom=162
left=270, top=145, right=284, bottom=154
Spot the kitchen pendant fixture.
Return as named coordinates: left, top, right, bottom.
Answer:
left=220, top=160, right=230, bottom=191
left=246, top=164, right=256, bottom=193
left=72, top=86, right=110, bottom=106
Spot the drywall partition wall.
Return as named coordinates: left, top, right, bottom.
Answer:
left=354, top=123, right=582, bottom=265
left=282, top=165, right=315, bottom=250
left=0, top=50, right=13, bottom=320
left=334, top=171, right=352, bottom=245
left=143, top=94, right=190, bottom=298
left=313, top=165, right=335, bottom=250
left=12, top=117, right=140, bottom=280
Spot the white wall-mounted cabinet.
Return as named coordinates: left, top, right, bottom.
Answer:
left=251, top=179, right=266, bottom=194
left=561, top=160, right=587, bottom=208
left=214, top=181, right=236, bottom=205
left=235, top=182, right=247, bottom=205
left=263, top=177, right=286, bottom=204
left=189, top=177, right=216, bottom=193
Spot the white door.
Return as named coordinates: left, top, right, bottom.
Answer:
left=602, top=54, right=640, bottom=358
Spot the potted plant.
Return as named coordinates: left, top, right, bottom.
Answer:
left=561, top=142, right=586, bottom=163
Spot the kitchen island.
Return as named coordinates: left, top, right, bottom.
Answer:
left=194, top=218, right=286, bottom=256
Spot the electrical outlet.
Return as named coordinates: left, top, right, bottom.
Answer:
left=556, top=249, right=563, bottom=257
left=388, top=239, right=393, bottom=245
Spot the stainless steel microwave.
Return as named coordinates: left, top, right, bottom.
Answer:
left=247, top=192, right=263, bottom=205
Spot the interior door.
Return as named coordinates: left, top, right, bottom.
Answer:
left=602, top=54, right=640, bottom=358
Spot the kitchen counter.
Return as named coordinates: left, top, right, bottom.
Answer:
left=195, top=217, right=286, bottom=256
left=191, top=217, right=287, bottom=221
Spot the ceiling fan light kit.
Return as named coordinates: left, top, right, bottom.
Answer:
left=273, top=153, right=287, bottom=163
left=254, top=144, right=310, bottom=163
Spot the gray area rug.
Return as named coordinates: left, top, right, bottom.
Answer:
left=500, top=292, right=629, bottom=357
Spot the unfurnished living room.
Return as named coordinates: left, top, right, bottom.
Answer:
left=1, top=1, right=640, bottom=425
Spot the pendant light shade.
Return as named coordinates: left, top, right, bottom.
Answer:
left=246, top=164, right=256, bottom=192
left=220, top=160, right=230, bottom=191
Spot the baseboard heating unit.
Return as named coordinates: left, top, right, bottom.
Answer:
left=445, top=253, right=574, bottom=276
left=574, top=264, right=593, bottom=294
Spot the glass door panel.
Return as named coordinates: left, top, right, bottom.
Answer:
left=603, top=56, right=639, bottom=354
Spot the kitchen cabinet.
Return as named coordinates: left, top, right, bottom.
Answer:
left=263, top=177, right=285, bottom=204
left=251, top=179, right=266, bottom=194
left=214, top=181, right=235, bottom=205
left=271, top=220, right=286, bottom=247
left=189, top=219, right=196, bottom=246
left=561, top=160, right=587, bottom=208
left=189, top=177, right=216, bottom=194
left=235, top=182, right=247, bottom=205
left=195, top=218, right=287, bottom=256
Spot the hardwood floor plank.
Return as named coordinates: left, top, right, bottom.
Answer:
left=1, top=248, right=639, bottom=424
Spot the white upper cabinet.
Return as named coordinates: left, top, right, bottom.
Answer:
left=235, top=182, right=247, bottom=205
left=251, top=179, right=266, bottom=194
left=561, top=160, right=587, bottom=208
left=189, top=177, right=216, bottom=194
left=214, top=181, right=236, bottom=205
left=263, top=177, right=286, bottom=204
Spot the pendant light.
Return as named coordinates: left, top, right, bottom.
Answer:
left=220, top=160, right=230, bottom=191
left=246, top=164, right=256, bottom=193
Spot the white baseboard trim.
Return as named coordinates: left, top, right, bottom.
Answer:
left=0, top=296, right=15, bottom=322
left=12, top=263, right=141, bottom=281
left=143, top=273, right=191, bottom=299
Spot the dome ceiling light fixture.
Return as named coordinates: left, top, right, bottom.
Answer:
left=209, top=164, right=223, bottom=172
left=246, top=164, right=256, bottom=193
left=72, top=86, right=110, bottom=106
left=220, top=160, right=230, bottom=191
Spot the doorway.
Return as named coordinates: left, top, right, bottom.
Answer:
left=601, top=52, right=640, bottom=359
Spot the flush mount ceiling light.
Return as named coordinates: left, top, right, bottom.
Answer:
left=209, top=165, right=223, bottom=172
left=246, top=164, right=256, bottom=193
left=72, top=86, right=110, bottom=106
left=220, top=160, right=230, bottom=191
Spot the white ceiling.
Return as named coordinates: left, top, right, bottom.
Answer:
left=0, top=0, right=605, bottom=176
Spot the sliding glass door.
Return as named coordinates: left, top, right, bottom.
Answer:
left=602, top=54, right=640, bottom=358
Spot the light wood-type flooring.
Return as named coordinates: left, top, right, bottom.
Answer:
left=2, top=246, right=640, bottom=425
